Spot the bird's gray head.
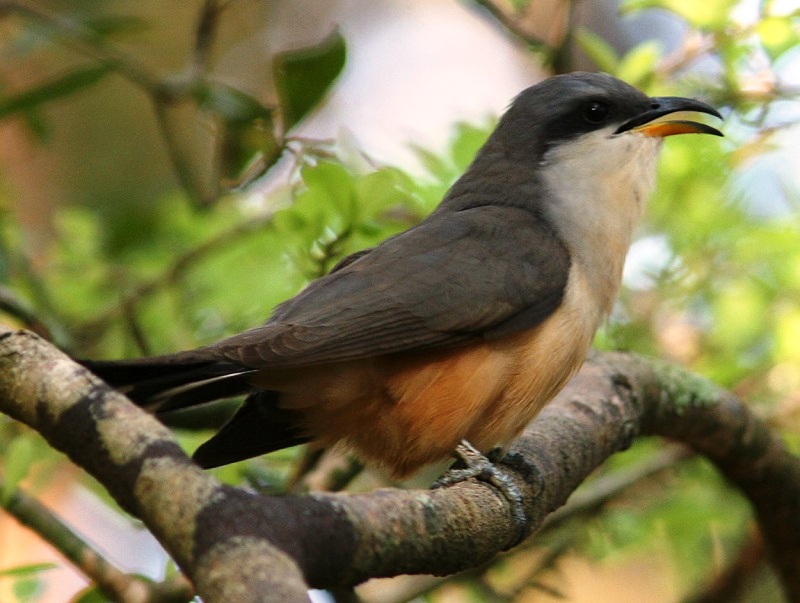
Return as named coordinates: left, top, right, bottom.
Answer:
left=443, top=72, right=722, bottom=217
left=492, top=71, right=722, bottom=163
left=447, top=72, right=723, bottom=321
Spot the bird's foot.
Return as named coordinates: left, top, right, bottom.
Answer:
left=433, top=440, right=527, bottom=534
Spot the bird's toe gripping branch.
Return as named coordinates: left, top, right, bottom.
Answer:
left=433, top=440, right=528, bottom=537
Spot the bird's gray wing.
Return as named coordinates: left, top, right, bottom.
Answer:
left=209, top=204, right=570, bottom=368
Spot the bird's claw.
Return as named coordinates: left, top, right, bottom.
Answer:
left=433, top=440, right=528, bottom=538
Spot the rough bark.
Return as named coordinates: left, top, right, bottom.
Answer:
left=1, top=327, right=798, bottom=602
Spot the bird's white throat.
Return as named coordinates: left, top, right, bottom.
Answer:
left=539, top=129, right=663, bottom=318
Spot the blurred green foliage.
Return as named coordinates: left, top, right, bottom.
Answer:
left=0, top=0, right=798, bottom=602
left=0, top=563, right=57, bottom=603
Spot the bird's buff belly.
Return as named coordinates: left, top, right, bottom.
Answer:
left=261, top=285, right=599, bottom=478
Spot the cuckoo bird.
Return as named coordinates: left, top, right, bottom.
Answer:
left=84, top=72, right=723, bottom=482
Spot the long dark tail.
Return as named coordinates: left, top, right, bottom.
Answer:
left=79, top=354, right=256, bottom=413
left=80, top=354, right=312, bottom=468
left=192, top=390, right=311, bottom=468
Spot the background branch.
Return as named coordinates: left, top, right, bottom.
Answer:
left=1, top=476, right=193, bottom=603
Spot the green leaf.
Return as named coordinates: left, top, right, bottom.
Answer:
left=218, top=119, right=281, bottom=187
left=621, top=0, right=737, bottom=30
left=196, top=83, right=280, bottom=185
left=574, top=28, right=620, bottom=72
left=1, top=564, right=55, bottom=603
left=12, top=577, right=43, bottom=603
left=409, top=143, right=457, bottom=182
left=1, top=434, right=36, bottom=505
left=81, top=15, right=150, bottom=38
left=775, top=307, right=800, bottom=363
left=450, top=122, right=491, bottom=171
left=198, top=82, right=274, bottom=125
left=0, top=65, right=112, bottom=119
left=274, top=29, right=346, bottom=130
left=757, top=16, right=800, bottom=61
left=22, top=109, right=51, bottom=141
left=301, top=161, right=355, bottom=217
left=0, top=563, right=57, bottom=578
left=617, top=40, right=663, bottom=87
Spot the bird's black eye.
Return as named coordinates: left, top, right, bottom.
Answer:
left=583, top=101, right=609, bottom=125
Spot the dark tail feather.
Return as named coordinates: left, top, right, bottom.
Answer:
left=82, top=356, right=310, bottom=468
left=79, top=355, right=256, bottom=411
left=193, top=391, right=310, bottom=468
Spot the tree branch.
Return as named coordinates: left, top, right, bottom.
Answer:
left=0, top=327, right=798, bottom=602
left=1, top=476, right=193, bottom=602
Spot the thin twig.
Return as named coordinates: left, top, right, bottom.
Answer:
left=471, top=0, right=547, bottom=47
left=541, top=443, right=693, bottom=530
left=191, top=0, right=229, bottom=78
left=657, top=32, right=717, bottom=76
left=2, top=476, right=194, bottom=602
left=0, top=286, right=53, bottom=340
left=0, top=3, right=164, bottom=95
left=151, top=101, right=219, bottom=207
left=0, top=1, right=264, bottom=207
left=79, top=208, right=279, bottom=339
left=683, top=525, right=766, bottom=603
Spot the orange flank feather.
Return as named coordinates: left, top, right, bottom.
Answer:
left=255, top=265, right=600, bottom=478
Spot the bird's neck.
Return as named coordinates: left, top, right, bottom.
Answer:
left=538, top=132, right=662, bottom=319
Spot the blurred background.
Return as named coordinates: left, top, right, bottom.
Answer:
left=0, top=0, right=798, bottom=601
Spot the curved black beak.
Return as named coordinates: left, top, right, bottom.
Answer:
left=615, top=96, right=723, bottom=137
